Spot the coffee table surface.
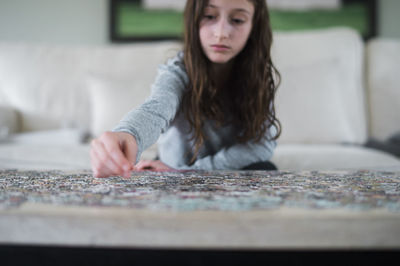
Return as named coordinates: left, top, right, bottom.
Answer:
left=1, top=169, right=399, bottom=249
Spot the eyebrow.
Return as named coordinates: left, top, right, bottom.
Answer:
left=206, top=4, right=252, bottom=15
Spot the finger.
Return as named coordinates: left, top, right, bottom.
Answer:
left=101, top=135, right=132, bottom=173
left=135, top=160, right=154, bottom=171
left=149, top=161, right=164, bottom=171
left=97, top=140, right=125, bottom=174
left=152, top=160, right=175, bottom=171
left=122, top=138, right=137, bottom=169
left=91, top=143, right=112, bottom=178
left=91, top=149, right=116, bottom=178
left=91, top=140, right=124, bottom=177
left=136, top=160, right=150, bottom=167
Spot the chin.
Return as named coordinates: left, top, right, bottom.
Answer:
left=208, top=55, right=232, bottom=64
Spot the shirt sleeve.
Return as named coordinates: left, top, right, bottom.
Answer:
left=112, top=54, right=189, bottom=163
left=177, top=126, right=278, bottom=170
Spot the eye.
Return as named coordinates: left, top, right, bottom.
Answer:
left=231, top=18, right=245, bottom=25
left=203, top=14, right=216, bottom=20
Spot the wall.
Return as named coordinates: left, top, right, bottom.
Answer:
left=0, top=0, right=399, bottom=44
left=0, top=0, right=108, bottom=45
left=379, top=0, right=400, bottom=39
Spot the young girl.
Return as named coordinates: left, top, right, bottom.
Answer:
left=90, top=0, right=281, bottom=178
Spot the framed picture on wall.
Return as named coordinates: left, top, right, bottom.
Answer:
left=109, top=0, right=377, bottom=43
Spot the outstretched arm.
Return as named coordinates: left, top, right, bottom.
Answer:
left=90, top=54, right=188, bottom=178
left=113, top=55, right=188, bottom=164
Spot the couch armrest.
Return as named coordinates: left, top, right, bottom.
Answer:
left=0, top=105, right=20, bottom=138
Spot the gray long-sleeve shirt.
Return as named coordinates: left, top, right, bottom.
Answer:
left=113, top=52, right=276, bottom=170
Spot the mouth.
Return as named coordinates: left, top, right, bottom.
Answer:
left=211, top=44, right=230, bottom=51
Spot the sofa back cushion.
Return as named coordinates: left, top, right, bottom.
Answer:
left=85, top=42, right=182, bottom=137
left=0, top=29, right=368, bottom=145
left=86, top=74, right=155, bottom=137
left=0, top=41, right=181, bottom=133
left=0, top=43, right=91, bottom=131
left=366, top=39, right=400, bottom=141
left=272, top=28, right=367, bottom=144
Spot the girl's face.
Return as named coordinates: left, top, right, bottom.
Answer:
left=199, top=0, right=254, bottom=65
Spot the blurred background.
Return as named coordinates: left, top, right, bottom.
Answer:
left=0, top=0, right=398, bottom=45
left=0, top=0, right=399, bottom=171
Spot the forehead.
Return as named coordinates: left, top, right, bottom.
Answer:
left=206, top=0, right=254, bottom=14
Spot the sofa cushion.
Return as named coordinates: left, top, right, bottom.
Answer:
left=87, top=75, right=152, bottom=137
left=0, top=144, right=92, bottom=170
left=272, top=28, right=367, bottom=144
left=272, top=144, right=400, bottom=171
left=0, top=41, right=181, bottom=133
left=367, top=39, right=400, bottom=141
left=8, top=128, right=88, bottom=145
left=0, top=43, right=92, bottom=132
left=0, top=142, right=158, bottom=170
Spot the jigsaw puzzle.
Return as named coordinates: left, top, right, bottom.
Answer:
left=1, top=169, right=399, bottom=212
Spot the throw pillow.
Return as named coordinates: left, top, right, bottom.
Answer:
left=275, top=58, right=366, bottom=144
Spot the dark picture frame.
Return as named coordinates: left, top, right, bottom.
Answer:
left=109, top=0, right=378, bottom=43
left=109, top=0, right=183, bottom=42
left=365, top=0, right=378, bottom=39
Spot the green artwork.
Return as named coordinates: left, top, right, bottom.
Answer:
left=112, top=1, right=374, bottom=41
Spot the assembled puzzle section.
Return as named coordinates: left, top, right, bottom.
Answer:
left=1, top=169, right=399, bottom=212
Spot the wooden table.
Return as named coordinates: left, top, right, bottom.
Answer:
left=1, top=169, right=399, bottom=265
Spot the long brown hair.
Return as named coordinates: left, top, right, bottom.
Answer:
left=182, top=0, right=281, bottom=163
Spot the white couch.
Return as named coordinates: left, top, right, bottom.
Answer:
left=0, top=27, right=399, bottom=171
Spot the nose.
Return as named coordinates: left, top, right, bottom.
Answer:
left=213, top=18, right=231, bottom=40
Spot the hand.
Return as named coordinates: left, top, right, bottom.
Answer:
left=90, top=131, right=138, bottom=178
left=135, top=160, right=176, bottom=172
